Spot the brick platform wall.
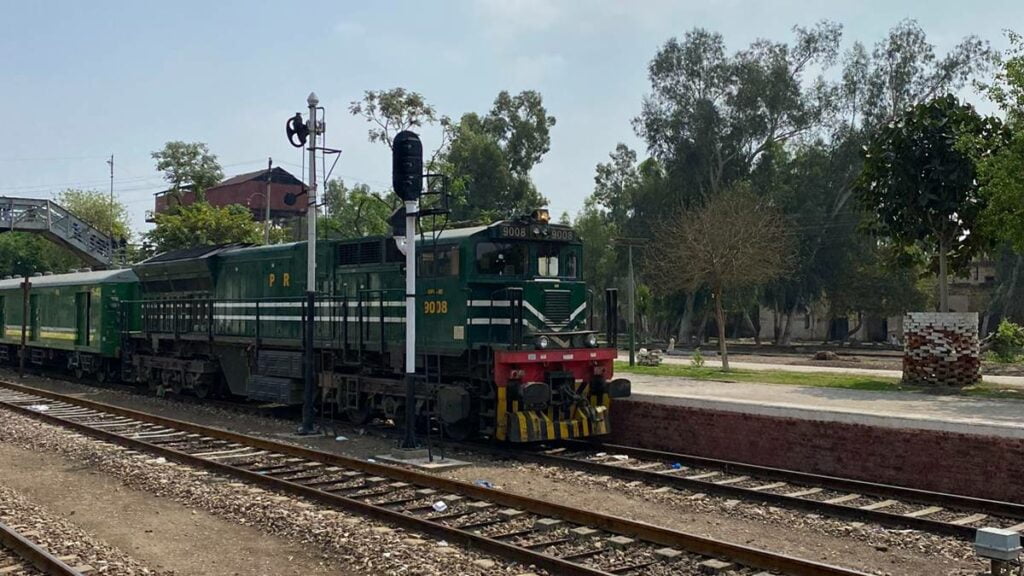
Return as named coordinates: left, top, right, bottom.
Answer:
left=610, top=400, right=1024, bottom=502
left=903, top=312, right=980, bottom=387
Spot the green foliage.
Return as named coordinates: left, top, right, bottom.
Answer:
left=991, top=319, right=1024, bottom=363
left=856, top=94, right=1004, bottom=310
left=857, top=20, right=996, bottom=126
left=57, top=188, right=131, bottom=240
left=637, top=22, right=842, bottom=199
left=0, top=234, right=76, bottom=276
left=690, top=348, right=705, bottom=368
left=973, top=33, right=1024, bottom=253
left=145, top=202, right=263, bottom=253
left=442, top=91, right=554, bottom=221
left=151, top=141, right=223, bottom=197
left=320, top=179, right=394, bottom=240
left=349, top=88, right=450, bottom=150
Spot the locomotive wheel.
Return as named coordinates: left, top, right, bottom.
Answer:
left=193, top=380, right=211, bottom=399
left=346, top=405, right=372, bottom=426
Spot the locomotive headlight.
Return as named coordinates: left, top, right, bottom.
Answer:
left=535, top=335, right=550, bottom=350
left=584, top=333, right=598, bottom=348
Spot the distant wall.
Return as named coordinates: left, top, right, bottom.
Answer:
left=610, top=399, right=1024, bottom=502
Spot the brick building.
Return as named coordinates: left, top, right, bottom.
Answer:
left=148, top=167, right=308, bottom=222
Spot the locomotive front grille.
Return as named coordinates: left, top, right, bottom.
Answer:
left=543, top=290, right=571, bottom=323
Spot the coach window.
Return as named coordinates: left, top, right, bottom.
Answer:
left=476, top=242, right=527, bottom=276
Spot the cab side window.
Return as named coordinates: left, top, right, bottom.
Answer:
left=420, top=246, right=460, bottom=277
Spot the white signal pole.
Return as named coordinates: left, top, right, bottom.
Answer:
left=300, top=92, right=319, bottom=434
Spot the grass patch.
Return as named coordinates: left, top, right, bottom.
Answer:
left=615, top=361, right=901, bottom=391
left=615, top=361, right=1024, bottom=400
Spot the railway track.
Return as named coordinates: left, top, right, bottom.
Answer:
left=0, top=379, right=872, bottom=576
left=483, top=439, right=1024, bottom=541
left=0, top=521, right=84, bottom=576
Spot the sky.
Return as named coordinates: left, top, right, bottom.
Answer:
left=0, top=0, right=1020, bottom=233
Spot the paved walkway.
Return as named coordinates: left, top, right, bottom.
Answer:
left=619, top=352, right=1024, bottom=387
left=626, top=372, right=1024, bottom=438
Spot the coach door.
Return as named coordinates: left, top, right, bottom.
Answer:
left=29, top=294, right=39, bottom=341
left=75, top=292, right=90, bottom=346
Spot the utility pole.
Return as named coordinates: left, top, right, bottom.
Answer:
left=264, top=157, right=272, bottom=245
left=614, top=237, right=646, bottom=366
left=299, top=92, right=319, bottom=435
left=628, top=245, right=636, bottom=366
left=107, top=155, right=115, bottom=260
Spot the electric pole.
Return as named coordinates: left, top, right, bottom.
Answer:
left=264, top=157, right=272, bottom=245
left=628, top=244, right=635, bottom=366
left=300, top=92, right=319, bottom=435
left=614, top=237, right=646, bottom=366
left=107, top=155, right=115, bottom=259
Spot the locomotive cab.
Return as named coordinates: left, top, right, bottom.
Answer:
left=463, top=209, right=631, bottom=442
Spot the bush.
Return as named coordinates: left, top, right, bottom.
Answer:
left=690, top=348, right=705, bottom=368
left=991, top=319, right=1024, bottom=363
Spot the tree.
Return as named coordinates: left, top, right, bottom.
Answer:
left=649, top=185, right=792, bottom=369
left=974, top=32, right=1024, bottom=252
left=859, top=20, right=996, bottom=127
left=57, top=188, right=131, bottom=240
left=636, top=22, right=842, bottom=200
left=151, top=141, right=224, bottom=200
left=349, top=88, right=450, bottom=151
left=442, top=91, right=555, bottom=221
left=146, top=202, right=263, bottom=253
left=320, top=179, right=394, bottom=239
left=482, top=90, right=556, bottom=176
left=856, top=94, right=1004, bottom=312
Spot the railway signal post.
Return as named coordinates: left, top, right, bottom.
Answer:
left=301, top=92, right=319, bottom=435
left=392, top=130, right=423, bottom=450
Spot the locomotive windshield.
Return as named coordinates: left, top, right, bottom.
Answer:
left=537, top=244, right=578, bottom=278
left=476, top=242, right=528, bottom=276
left=476, top=241, right=579, bottom=278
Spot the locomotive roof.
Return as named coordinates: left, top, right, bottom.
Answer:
left=0, top=268, right=138, bottom=289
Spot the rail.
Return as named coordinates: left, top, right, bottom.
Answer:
left=470, top=439, right=1024, bottom=541
left=0, top=380, right=870, bottom=576
left=0, top=521, right=84, bottom=576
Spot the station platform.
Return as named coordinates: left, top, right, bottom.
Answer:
left=628, top=372, right=1024, bottom=439
left=609, top=371, right=1024, bottom=502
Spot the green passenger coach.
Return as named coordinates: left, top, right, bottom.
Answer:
left=0, top=269, right=138, bottom=379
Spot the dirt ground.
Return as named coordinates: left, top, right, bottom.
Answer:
left=0, top=369, right=985, bottom=576
left=0, top=442, right=344, bottom=576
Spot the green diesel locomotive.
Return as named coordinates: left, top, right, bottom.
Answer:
left=0, top=210, right=630, bottom=442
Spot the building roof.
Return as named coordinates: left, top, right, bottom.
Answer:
left=211, top=167, right=305, bottom=189
left=0, top=268, right=138, bottom=289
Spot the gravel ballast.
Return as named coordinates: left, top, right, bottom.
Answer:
left=0, top=407, right=529, bottom=576
left=0, top=484, right=168, bottom=576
